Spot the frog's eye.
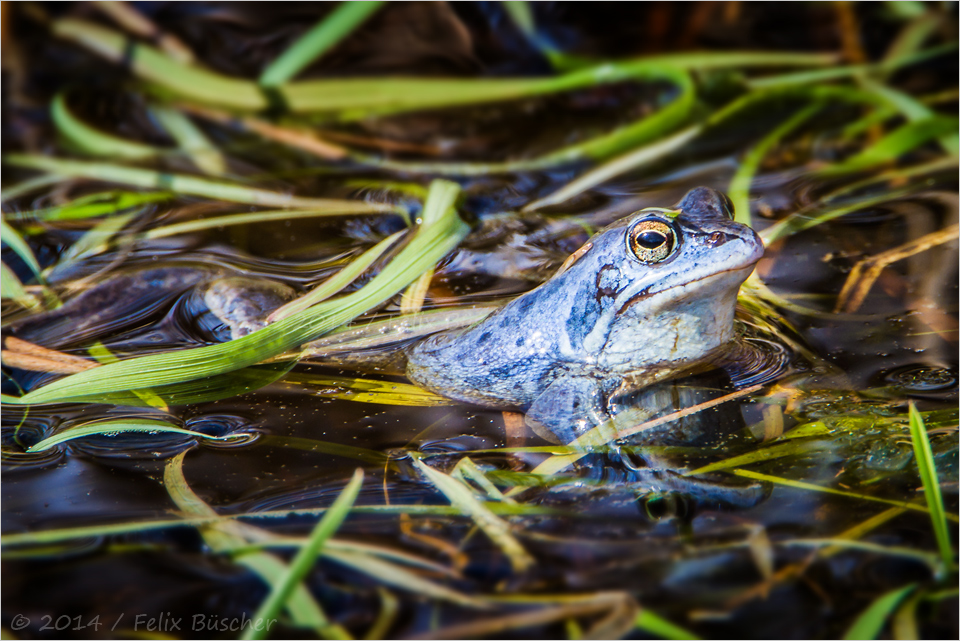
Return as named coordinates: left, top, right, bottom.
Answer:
left=718, top=192, right=735, bottom=220
left=627, top=220, right=677, bottom=263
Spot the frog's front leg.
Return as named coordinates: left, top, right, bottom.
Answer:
left=525, top=374, right=611, bottom=444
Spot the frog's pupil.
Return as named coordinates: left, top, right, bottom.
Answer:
left=636, top=231, right=666, bottom=249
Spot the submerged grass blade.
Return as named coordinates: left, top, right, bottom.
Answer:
left=907, top=402, right=955, bottom=569
left=260, top=1, right=385, bottom=86
left=685, top=438, right=830, bottom=476
left=414, top=457, right=535, bottom=572
left=280, top=373, right=451, bottom=406
left=842, top=583, right=917, bottom=640
left=242, top=469, right=363, bottom=641
left=5, top=180, right=467, bottom=405
left=4, top=154, right=396, bottom=211
left=732, top=469, right=960, bottom=522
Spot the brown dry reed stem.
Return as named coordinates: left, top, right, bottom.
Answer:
left=835, top=223, right=960, bottom=313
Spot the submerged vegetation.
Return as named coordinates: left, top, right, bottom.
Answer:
left=2, top=2, right=957, bottom=639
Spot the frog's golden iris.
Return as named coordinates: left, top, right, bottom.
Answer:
left=627, top=219, right=677, bottom=263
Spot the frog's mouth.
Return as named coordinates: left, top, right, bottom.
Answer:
left=616, top=262, right=759, bottom=315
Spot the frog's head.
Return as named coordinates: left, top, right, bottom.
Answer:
left=561, top=187, right=764, bottom=368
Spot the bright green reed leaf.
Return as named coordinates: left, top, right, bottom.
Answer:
left=26, top=418, right=243, bottom=452
left=823, top=116, right=959, bottom=175
left=842, top=583, right=917, bottom=640
left=242, top=468, right=364, bottom=641
left=3, top=154, right=397, bottom=212
left=6, top=180, right=468, bottom=405
left=10, top=190, right=175, bottom=223
left=908, top=402, right=955, bottom=570
left=260, top=1, right=385, bottom=87
left=269, top=230, right=405, bottom=322
left=51, top=93, right=161, bottom=160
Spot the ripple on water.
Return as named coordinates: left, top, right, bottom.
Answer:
left=879, top=363, right=958, bottom=399
left=1, top=415, right=65, bottom=471
left=187, top=414, right=264, bottom=449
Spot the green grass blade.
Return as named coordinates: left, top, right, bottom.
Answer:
left=523, top=125, right=701, bottom=211
left=150, top=104, right=227, bottom=175
left=26, top=418, right=244, bottom=452
left=842, top=583, right=917, bottom=640
left=3, top=154, right=396, bottom=211
left=5, top=180, right=466, bottom=405
left=236, top=554, right=341, bottom=637
left=260, top=1, right=385, bottom=86
left=635, top=609, right=700, bottom=640
left=732, top=469, right=959, bottom=522
left=908, top=402, right=955, bottom=569
left=47, top=209, right=140, bottom=279
left=728, top=102, right=822, bottom=225
left=1, top=218, right=44, bottom=282
left=746, top=44, right=955, bottom=90
left=269, top=231, right=404, bottom=321
left=300, top=304, right=497, bottom=356
left=53, top=18, right=269, bottom=110
left=51, top=92, right=161, bottom=159
left=823, top=116, right=958, bottom=175
left=280, top=372, right=451, bottom=406
left=413, top=457, right=534, bottom=572
left=11, top=190, right=174, bottom=223
left=685, top=438, right=830, bottom=476
left=163, top=453, right=336, bottom=634
left=863, top=79, right=958, bottom=155
left=0, top=173, right=68, bottom=202
left=260, top=435, right=388, bottom=465
left=142, top=207, right=399, bottom=241
left=242, top=468, right=364, bottom=640
left=1, top=261, right=38, bottom=308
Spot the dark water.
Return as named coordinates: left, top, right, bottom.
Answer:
left=3, top=3, right=958, bottom=639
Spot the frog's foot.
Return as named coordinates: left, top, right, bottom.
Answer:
left=525, top=375, right=609, bottom=444
left=193, top=277, right=297, bottom=342
left=619, top=464, right=770, bottom=510
left=6, top=267, right=218, bottom=349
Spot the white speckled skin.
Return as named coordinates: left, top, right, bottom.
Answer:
left=406, top=188, right=764, bottom=442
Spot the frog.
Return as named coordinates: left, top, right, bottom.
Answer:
left=405, top=187, right=765, bottom=444
left=6, top=187, right=763, bottom=448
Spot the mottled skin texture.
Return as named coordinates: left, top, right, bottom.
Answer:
left=406, top=187, right=764, bottom=443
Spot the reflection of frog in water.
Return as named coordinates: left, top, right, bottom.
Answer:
left=8, top=188, right=772, bottom=507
